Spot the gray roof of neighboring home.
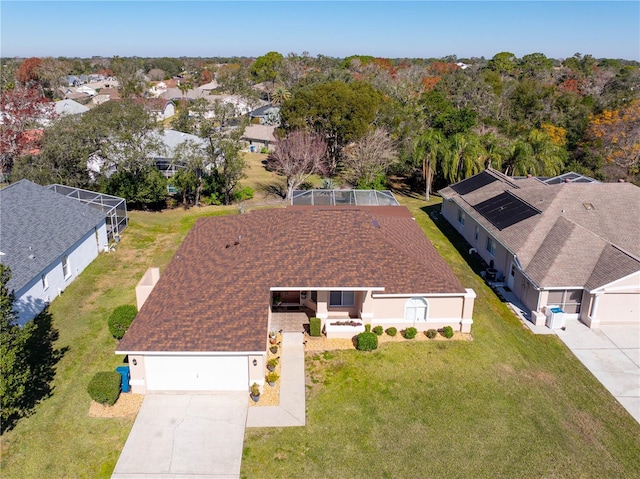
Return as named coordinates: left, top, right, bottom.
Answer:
left=150, top=129, right=208, bottom=158
left=440, top=169, right=640, bottom=290
left=55, top=99, right=90, bottom=116
left=0, top=180, right=106, bottom=294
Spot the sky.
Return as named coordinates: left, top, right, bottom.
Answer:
left=1, top=1, right=639, bottom=60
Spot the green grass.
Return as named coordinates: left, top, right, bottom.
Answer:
left=2, top=193, right=639, bottom=478
left=240, top=195, right=640, bottom=479
left=0, top=205, right=235, bottom=478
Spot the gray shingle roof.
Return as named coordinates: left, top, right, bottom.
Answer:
left=0, top=180, right=106, bottom=293
left=440, top=169, right=640, bottom=290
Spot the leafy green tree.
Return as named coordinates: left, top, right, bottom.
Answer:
left=279, top=80, right=384, bottom=174
left=489, top=52, right=518, bottom=79
left=250, top=51, right=284, bottom=87
left=103, top=167, right=167, bottom=209
left=217, top=132, right=247, bottom=205
left=520, top=53, right=553, bottom=79
left=0, top=265, right=30, bottom=430
left=441, top=132, right=486, bottom=184
left=505, top=129, right=565, bottom=176
left=171, top=138, right=209, bottom=205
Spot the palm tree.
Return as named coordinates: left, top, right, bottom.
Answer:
left=271, top=85, right=291, bottom=106
left=414, top=128, right=444, bottom=200
left=508, top=129, right=564, bottom=176
left=442, top=132, right=486, bottom=184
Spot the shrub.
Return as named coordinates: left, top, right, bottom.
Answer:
left=250, top=382, right=260, bottom=397
left=267, top=357, right=278, bottom=368
left=87, top=371, right=121, bottom=406
left=442, top=326, right=454, bottom=339
left=404, top=327, right=418, bottom=339
left=426, top=329, right=437, bottom=339
left=386, top=327, right=397, bottom=337
left=266, top=371, right=279, bottom=384
left=372, top=325, right=383, bottom=336
left=108, top=305, right=137, bottom=339
left=310, top=317, right=322, bottom=337
left=365, top=324, right=371, bottom=332
left=356, top=332, right=378, bottom=351
left=232, top=186, right=254, bottom=202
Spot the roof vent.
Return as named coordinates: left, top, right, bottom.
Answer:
left=583, top=203, right=595, bottom=210
left=372, top=219, right=380, bottom=228
left=29, top=254, right=36, bottom=260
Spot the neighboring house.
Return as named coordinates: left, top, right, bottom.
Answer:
left=439, top=168, right=640, bottom=328
left=63, top=91, right=91, bottom=103
left=55, top=99, right=90, bottom=116
left=241, top=124, right=277, bottom=151
left=0, top=180, right=108, bottom=324
left=150, top=129, right=210, bottom=177
left=249, top=104, right=280, bottom=125
left=116, top=205, right=476, bottom=393
left=140, top=99, right=176, bottom=122
left=75, top=85, right=97, bottom=97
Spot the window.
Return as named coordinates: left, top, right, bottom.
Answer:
left=547, top=289, right=582, bottom=314
left=457, top=209, right=466, bottom=226
left=329, top=291, right=355, bottom=307
left=310, top=291, right=317, bottom=303
left=486, top=237, right=496, bottom=256
left=474, top=225, right=479, bottom=241
left=62, top=255, right=70, bottom=278
left=405, top=297, right=428, bottom=322
left=41, top=274, right=48, bottom=290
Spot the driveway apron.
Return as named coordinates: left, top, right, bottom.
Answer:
left=112, top=392, right=248, bottom=479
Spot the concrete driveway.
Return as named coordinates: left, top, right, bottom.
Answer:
left=112, top=393, right=248, bottom=479
left=555, top=320, right=640, bottom=424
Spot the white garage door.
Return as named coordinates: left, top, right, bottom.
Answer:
left=145, top=356, right=248, bottom=391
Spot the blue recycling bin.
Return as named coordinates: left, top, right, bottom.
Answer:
left=116, top=366, right=131, bottom=393
left=250, top=145, right=255, bottom=153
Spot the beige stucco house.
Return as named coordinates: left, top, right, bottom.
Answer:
left=440, top=168, right=640, bottom=329
left=117, top=205, right=475, bottom=394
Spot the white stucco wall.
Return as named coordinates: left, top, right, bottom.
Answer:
left=13, top=221, right=107, bottom=324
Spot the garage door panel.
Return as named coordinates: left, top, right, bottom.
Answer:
left=145, top=356, right=248, bottom=391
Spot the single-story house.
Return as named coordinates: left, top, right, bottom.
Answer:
left=139, top=99, right=176, bottom=122
left=75, top=85, right=97, bottom=97
left=241, top=124, right=277, bottom=151
left=439, top=168, right=640, bottom=328
left=0, top=180, right=108, bottom=324
left=150, top=129, right=210, bottom=177
left=248, top=104, right=280, bottom=125
left=117, top=205, right=475, bottom=393
left=55, top=99, right=90, bottom=116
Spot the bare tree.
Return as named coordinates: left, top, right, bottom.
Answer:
left=266, top=129, right=328, bottom=199
left=343, top=128, right=398, bottom=188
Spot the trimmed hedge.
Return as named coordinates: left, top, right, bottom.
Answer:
left=404, top=327, right=418, bottom=339
left=442, top=326, right=454, bottom=339
left=426, top=329, right=437, bottom=339
left=310, top=317, right=322, bottom=337
left=385, top=327, right=397, bottom=337
left=108, top=305, right=138, bottom=339
left=372, top=325, right=384, bottom=336
left=356, top=332, right=378, bottom=351
left=87, top=371, right=121, bottom=406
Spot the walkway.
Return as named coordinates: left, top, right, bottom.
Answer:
left=246, top=331, right=306, bottom=427
left=111, top=393, right=248, bottom=479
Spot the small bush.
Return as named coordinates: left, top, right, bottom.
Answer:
left=404, top=327, right=418, bottom=339
left=87, top=371, right=121, bottom=406
left=108, top=305, right=138, bottom=339
left=356, top=332, right=378, bottom=351
left=426, top=329, right=437, bottom=339
left=232, top=186, right=254, bottom=202
left=372, top=325, right=383, bottom=336
left=386, top=327, right=397, bottom=337
left=266, top=371, right=279, bottom=384
left=365, top=324, right=371, bottom=332
left=250, top=382, right=260, bottom=397
left=442, top=326, right=454, bottom=339
left=310, top=317, right=322, bottom=337
left=267, top=357, right=278, bottom=368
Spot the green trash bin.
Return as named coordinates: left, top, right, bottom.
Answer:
left=116, top=366, right=130, bottom=393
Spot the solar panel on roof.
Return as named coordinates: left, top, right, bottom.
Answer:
left=473, top=192, right=540, bottom=230
left=451, top=171, right=497, bottom=195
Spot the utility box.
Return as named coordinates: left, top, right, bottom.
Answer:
left=116, top=365, right=131, bottom=393
left=545, top=307, right=566, bottom=329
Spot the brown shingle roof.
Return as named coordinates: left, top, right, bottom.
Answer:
left=117, top=207, right=465, bottom=353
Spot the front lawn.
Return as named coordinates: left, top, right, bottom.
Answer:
left=240, top=196, right=640, bottom=479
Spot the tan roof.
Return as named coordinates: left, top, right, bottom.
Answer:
left=242, top=124, right=277, bottom=143
left=117, top=207, right=465, bottom=353
left=441, top=169, right=640, bottom=289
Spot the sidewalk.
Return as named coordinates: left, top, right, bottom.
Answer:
left=246, top=331, right=306, bottom=427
